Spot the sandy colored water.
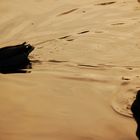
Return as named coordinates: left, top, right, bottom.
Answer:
left=0, top=0, right=140, bottom=139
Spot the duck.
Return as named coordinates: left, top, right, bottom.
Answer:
left=0, top=42, right=34, bottom=73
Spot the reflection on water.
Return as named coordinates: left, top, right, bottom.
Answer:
left=1, top=63, right=32, bottom=74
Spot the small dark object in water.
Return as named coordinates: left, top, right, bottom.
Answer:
left=96, top=1, right=116, bottom=6
left=131, top=90, right=140, bottom=140
left=0, top=42, right=34, bottom=73
left=78, top=30, right=90, bottom=34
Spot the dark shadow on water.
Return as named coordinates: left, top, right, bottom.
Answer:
left=31, top=59, right=42, bottom=64
left=0, top=62, right=32, bottom=74
left=1, top=69, right=31, bottom=74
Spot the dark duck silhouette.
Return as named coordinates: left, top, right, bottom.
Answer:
left=0, top=42, right=34, bottom=73
left=131, top=90, right=140, bottom=140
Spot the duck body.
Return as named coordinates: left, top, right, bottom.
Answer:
left=0, top=42, right=34, bottom=73
left=131, top=90, right=140, bottom=140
